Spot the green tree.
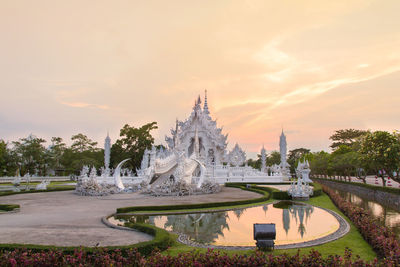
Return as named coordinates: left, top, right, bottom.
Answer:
left=330, top=151, right=360, bottom=181
left=71, top=133, right=98, bottom=153
left=12, top=135, right=47, bottom=176
left=359, top=131, right=400, bottom=185
left=266, top=151, right=281, bottom=166
left=111, top=122, right=158, bottom=171
left=287, top=148, right=310, bottom=174
left=0, top=141, right=19, bottom=176
left=58, top=134, right=103, bottom=175
left=0, top=140, right=9, bottom=176
left=329, top=129, right=368, bottom=151
left=246, top=157, right=261, bottom=169
left=309, top=151, right=331, bottom=178
left=48, top=137, right=67, bottom=175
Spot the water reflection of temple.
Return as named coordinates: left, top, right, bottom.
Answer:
left=281, top=204, right=314, bottom=237
left=163, top=212, right=229, bottom=244
left=117, top=202, right=345, bottom=247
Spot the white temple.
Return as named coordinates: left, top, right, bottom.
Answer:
left=84, top=92, right=290, bottom=194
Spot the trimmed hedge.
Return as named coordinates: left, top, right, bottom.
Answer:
left=0, top=204, right=20, bottom=211
left=0, top=186, right=75, bottom=197
left=314, top=178, right=400, bottom=195
left=312, top=182, right=323, bottom=197
left=0, top=222, right=175, bottom=257
left=272, top=191, right=291, bottom=200
left=116, top=183, right=271, bottom=214
left=125, top=223, right=175, bottom=255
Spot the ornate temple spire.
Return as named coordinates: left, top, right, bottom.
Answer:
left=194, top=125, right=200, bottom=157
left=173, top=118, right=179, bottom=148
left=203, top=89, right=210, bottom=115
left=280, top=129, right=287, bottom=162
left=104, top=132, right=111, bottom=169
left=261, top=144, right=266, bottom=172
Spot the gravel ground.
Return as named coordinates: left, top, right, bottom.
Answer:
left=0, top=187, right=260, bottom=247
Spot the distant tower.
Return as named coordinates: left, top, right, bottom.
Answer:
left=104, top=132, right=111, bottom=176
left=203, top=90, right=210, bottom=115
left=261, top=145, right=266, bottom=172
left=279, top=129, right=290, bottom=178
left=279, top=129, right=287, bottom=165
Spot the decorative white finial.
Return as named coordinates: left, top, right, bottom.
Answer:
left=203, top=89, right=210, bottom=114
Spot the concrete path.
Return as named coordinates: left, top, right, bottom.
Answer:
left=318, top=176, right=400, bottom=188
left=259, top=184, right=291, bottom=191
left=0, top=187, right=260, bottom=247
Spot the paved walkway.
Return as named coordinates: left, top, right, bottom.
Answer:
left=259, top=184, right=291, bottom=191
left=317, top=176, right=400, bottom=188
left=0, top=187, right=260, bottom=247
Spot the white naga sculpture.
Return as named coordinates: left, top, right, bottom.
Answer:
left=35, top=180, right=49, bottom=190
left=113, top=159, right=130, bottom=190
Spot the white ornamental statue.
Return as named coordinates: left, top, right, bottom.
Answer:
left=228, top=143, right=246, bottom=167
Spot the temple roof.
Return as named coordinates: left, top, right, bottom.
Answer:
left=165, top=93, right=228, bottom=150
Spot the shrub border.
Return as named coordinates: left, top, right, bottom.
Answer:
left=0, top=223, right=174, bottom=257
left=0, top=204, right=20, bottom=212
left=0, top=186, right=75, bottom=197
left=321, top=184, right=400, bottom=264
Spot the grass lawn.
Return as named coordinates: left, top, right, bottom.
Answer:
left=159, top=192, right=377, bottom=261
left=0, top=204, right=20, bottom=212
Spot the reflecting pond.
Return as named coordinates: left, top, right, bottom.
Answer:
left=110, top=201, right=340, bottom=246
left=335, top=189, right=400, bottom=238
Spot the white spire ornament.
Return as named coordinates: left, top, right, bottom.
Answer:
left=279, top=129, right=290, bottom=179
left=203, top=89, right=210, bottom=115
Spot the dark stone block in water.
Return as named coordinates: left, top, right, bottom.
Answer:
left=253, top=223, right=276, bottom=240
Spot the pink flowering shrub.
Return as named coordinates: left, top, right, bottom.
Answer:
left=0, top=247, right=391, bottom=267
left=322, top=185, right=400, bottom=265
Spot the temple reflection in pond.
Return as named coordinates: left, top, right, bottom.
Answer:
left=118, top=201, right=338, bottom=246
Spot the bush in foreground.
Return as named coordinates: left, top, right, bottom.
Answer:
left=322, top=185, right=400, bottom=265
left=0, top=247, right=392, bottom=267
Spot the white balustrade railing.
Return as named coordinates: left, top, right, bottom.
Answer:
left=0, top=176, right=72, bottom=183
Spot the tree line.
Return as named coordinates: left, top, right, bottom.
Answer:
left=246, top=129, right=400, bottom=186
left=309, top=129, right=400, bottom=186
left=0, top=122, right=158, bottom=177
left=1, top=125, right=399, bottom=185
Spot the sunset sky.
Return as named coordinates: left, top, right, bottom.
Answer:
left=1, top=0, right=399, bottom=158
